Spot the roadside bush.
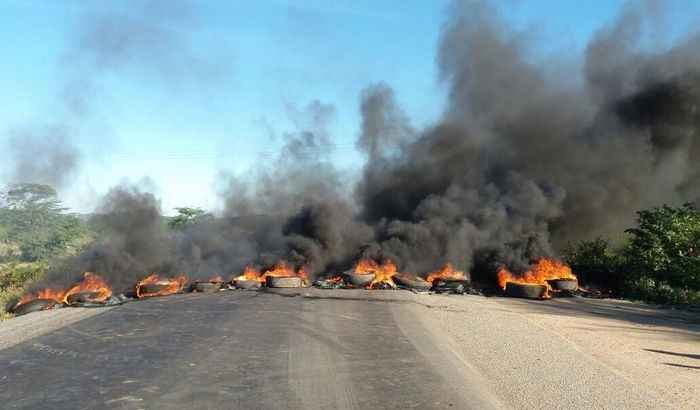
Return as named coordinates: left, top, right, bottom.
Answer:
left=625, top=203, right=700, bottom=289
left=623, top=204, right=700, bottom=302
left=564, top=238, right=625, bottom=293
left=624, top=277, right=700, bottom=305
left=0, top=261, right=48, bottom=291
left=567, top=204, right=700, bottom=305
left=0, top=287, right=23, bottom=320
left=0, top=261, right=48, bottom=320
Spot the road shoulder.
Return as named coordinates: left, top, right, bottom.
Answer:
left=0, top=306, right=113, bottom=351
left=421, top=294, right=698, bottom=410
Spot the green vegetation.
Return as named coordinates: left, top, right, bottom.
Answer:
left=0, top=261, right=48, bottom=320
left=0, top=183, right=89, bottom=262
left=168, top=207, right=210, bottom=230
left=0, top=183, right=89, bottom=319
left=566, top=204, right=700, bottom=306
left=0, top=191, right=212, bottom=319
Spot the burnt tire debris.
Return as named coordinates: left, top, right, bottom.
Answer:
left=313, top=278, right=345, bottom=289
left=394, top=275, right=432, bottom=292
left=11, top=299, right=60, bottom=316
left=431, top=280, right=470, bottom=294
left=11, top=294, right=131, bottom=316
left=68, top=296, right=127, bottom=308
left=193, top=282, right=222, bottom=293
left=65, top=291, right=105, bottom=305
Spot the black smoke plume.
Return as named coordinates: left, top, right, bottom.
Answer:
left=350, top=0, right=700, bottom=279
left=41, top=0, right=700, bottom=291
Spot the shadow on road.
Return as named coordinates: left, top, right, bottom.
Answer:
left=644, top=349, right=700, bottom=360
left=494, top=296, right=700, bottom=339
left=662, top=363, right=700, bottom=370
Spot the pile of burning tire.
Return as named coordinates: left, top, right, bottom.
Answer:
left=9, top=272, right=127, bottom=316
left=11, top=290, right=128, bottom=316
left=499, top=259, right=579, bottom=300
left=8, top=258, right=579, bottom=317
left=11, top=298, right=61, bottom=316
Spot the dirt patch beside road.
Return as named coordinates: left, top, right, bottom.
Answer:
left=419, top=295, right=699, bottom=410
left=0, top=306, right=113, bottom=351
left=494, top=297, right=700, bottom=409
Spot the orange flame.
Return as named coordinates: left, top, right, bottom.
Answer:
left=13, top=272, right=114, bottom=311
left=297, top=266, right=310, bottom=283
left=353, top=259, right=398, bottom=289
left=425, top=263, right=466, bottom=284
left=260, top=261, right=309, bottom=285
left=135, top=273, right=188, bottom=298
left=326, top=276, right=344, bottom=285
left=233, top=265, right=263, bottom=283
left=14, top=288, right=66, bottom=310
left=62, top=272, right=113, bottom=304
left=497, top=258, right=577, bottom=297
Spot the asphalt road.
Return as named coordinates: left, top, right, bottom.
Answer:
left=0, top=290, right=503, bottom=410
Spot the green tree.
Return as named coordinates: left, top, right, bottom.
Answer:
left=564, top=238, right=624, bottom=292
left=624, top=203, right=700, bottom=292
left=0, top=183, right=86, bottom=261
left=2, top=183, right=63, bottom=211
left=168, top=207, right=209, bottom=230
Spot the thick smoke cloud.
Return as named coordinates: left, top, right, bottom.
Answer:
left=47, top=186, right=172, bottom=292
left=353, top=0, right=700, bottom=277
left=43, top=0, right=700, bottom=291
left=43, top=100, right=364, bottom=289
left=221, top=100, right=374, bottom=274
left=44, top=182, right=272, bottom=293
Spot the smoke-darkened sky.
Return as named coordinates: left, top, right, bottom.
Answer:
left=1, top=0, right=698, bottom=214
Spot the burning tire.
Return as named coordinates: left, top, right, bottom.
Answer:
left=394, top=275, right=432, bottom=291
left=12, top=299, right=59, bottom=316
left=234, top=279, right=262, bottom=290
left=505, top=282, right=547, bottom=299
left=344, top=273, right=375, bottom=287
left=136, top=274, right=188, bottom=298
left=547, top=279, right=578, bottom=292
left=266, top=276, right=302, bottom=288
left=193, top=282, right=221, bottom=293
left=138, top=283, right=175, bottom=296
left=66, top=291, right=105, bottom=305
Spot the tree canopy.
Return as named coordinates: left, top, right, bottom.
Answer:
left=0, top=184, right=86, bottom=261
left=168, top=207, right=210, bottom=230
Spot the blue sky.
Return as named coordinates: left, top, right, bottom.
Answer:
left=1, top=0, right=698, bottom=214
